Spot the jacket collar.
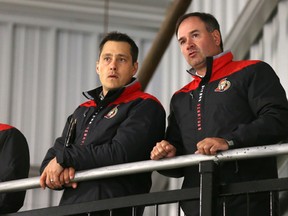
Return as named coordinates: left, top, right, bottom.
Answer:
left=186, top=50, right=233, bottom=79
left=82, top=77, right=139, bottom=104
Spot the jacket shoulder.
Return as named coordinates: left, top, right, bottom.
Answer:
left=112, top=90, right=163, bottom=106
left=0, top=124, right=13, bottom=131
left=79, top=100, right=96, bottom=107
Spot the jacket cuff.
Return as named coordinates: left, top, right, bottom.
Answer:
left=56, top=150, right=66, bottom=168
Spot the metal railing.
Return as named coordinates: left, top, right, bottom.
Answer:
left=1, top=143, right=288, bottom=216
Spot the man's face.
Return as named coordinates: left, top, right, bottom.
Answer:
left=177, top=16, right=221, bottom=75
left=96, top=41, right=138, bottom=95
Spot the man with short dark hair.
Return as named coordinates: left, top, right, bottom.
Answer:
left=40, top=31, right=166, bottom=216
left=151, top=12, right=288, bottom=216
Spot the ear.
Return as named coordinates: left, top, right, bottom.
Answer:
left=212, top=30, right=221, bottom=47
left=132, top=62, right=138, bottom=76
left=96, top=61, right=100, bottom=74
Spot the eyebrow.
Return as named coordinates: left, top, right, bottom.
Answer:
left=117, top=54, right=129, bottom=58
left=101, top=53, right=129, bottom=58
left=178, top=29, right=200, bottom=42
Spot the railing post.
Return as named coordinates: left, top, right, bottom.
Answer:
left=199, top=160, right=216, bottom=216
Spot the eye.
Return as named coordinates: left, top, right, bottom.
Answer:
left=179, top=40, right=185, bottom=46
left=119, top=57, right=127, bottom=62
left=191, top=33, right=199, bottom=38
left=103, top=57, right=111, bottom=62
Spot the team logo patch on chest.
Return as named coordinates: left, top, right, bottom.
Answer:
left=104, top=106, right=119, bottom=119
left=214, top=78, right=231, bottom=92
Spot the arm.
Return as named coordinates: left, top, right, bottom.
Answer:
left=56, top=99, right=166, bottom=171
left=150, top=102, right=185, bottom=177
left=196, top=62, right=288, bottom=155
left=39, top=115, right=76, bottom=189
left=223, top=62, right=288, bottom=148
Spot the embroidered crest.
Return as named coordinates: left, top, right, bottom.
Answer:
left=104, top=106, right=119, bottom=119
left=215, top=78, right=231, bottom=92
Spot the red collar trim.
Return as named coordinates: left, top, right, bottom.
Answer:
left=0, top=124, right=13, bottom=131
left=80, top=100, right=97, bottom=107
left=80, top=81, right=161, bottom=107
left=110, top=81, right=161, bottom=105
left=176, top=52, right=260, bottom=94
left=210, top=52, right=259, bottom=82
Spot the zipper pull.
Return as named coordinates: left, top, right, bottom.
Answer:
left=190, top=91, right=194, bottom=99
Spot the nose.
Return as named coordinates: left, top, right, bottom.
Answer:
left=110, top=65, right=116, bottom=71
left=109, top=60, right=116, bottom=71
left=186, top=38, right=195, bottom=50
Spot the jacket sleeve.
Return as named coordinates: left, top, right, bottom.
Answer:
left=166, top=99, right=185, bottom=152
left=223, top=61, right=288, bottom=148
left=0, top=128, right=30, bottom=213
left=55, top=99, right=166, bottom=171
left=158, top=100, right=185, bottom=178
left=39, top=115, right=73, bottom=174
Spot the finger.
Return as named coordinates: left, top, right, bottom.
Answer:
left=71, top=182, right=78, bottom=189
left=195, top=143, right=204, bottom=154
left=154, top=145, right=168, bottom=158
left=196, top=145, right=209, bottom=155
left=150, top=147, right=162, bottom=160
left=166, top=146, right=176, bottom=158
left=151, top=152, right=162, bottom=160
left=54, top=178, right=62, bottom=188
left=150, top=146, right=163, bottom=159
left=210, top=142, right=228, bottom=154
left=72, top=182, right=77, bottom=188
left=160, top=141, right=169, bottom=149
left=49, top=173, right=62, bottom=188
left=64, top=182, right=78, bottom=188
left=49, top=177, right=64, bottom=190
left=196, top=140, right=204, bottom=149
left=39, top=173, right=47, bottom=189
left=209, top=146, right=218, bottom=155
left=196, top=139, right=213, bottom=155
left=59, top=171, right=65, bottom=185
left=150, top=152, right=155, bottom=160
left=63, top=169, right=70, bottom=184
left=46, top=176, right=54, bottom=189
left=203, top=145, right=212, bottom=155
left=197, top=148, right=204, bottom=155
left=68, top=167, right=75, bottom=180
left=157, top=146, right=168, bottom=157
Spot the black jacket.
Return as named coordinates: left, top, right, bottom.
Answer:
left=40, top=79, right=166, bottom=207
left=0, top=124, right=30, bottom=213
left=165, top=51, right=288, bottom=216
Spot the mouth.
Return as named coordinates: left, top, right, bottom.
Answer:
left=108, top=75, right=118, bottom=79
left=188, top=50, right=197, bottom=58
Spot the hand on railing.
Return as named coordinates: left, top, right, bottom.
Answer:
left=150, top=140, right=176, bottom=160
left=195, top=137, right=229, bottom=155
left=40, top=157, right=78, bottom=190
left=59, top=167, right=78, bottom=189
left=39, top=157, right=64, bottom=189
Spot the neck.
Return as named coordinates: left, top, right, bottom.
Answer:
left=195, top=71, right=205, bottom=78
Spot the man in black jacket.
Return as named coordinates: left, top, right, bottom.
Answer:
left=0, top=123, right=30, bottom=213
left=150, top=12, right=288, bottom=216
left=40, top=31, right=166, bottom=216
